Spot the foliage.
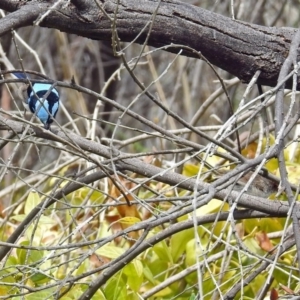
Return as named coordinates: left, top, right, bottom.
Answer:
left=0, top=137, right=299, bottom=299
left=0, top=1, right=300, bottom=300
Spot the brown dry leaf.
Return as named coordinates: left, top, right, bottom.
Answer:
left=235, top=223, right=244, bottom=238
left=241, top=142, right=257, bottom=159
left=105, top=214, right=122, bottom=232
left=0, top=202, right=6, bottom=218
left=42, top=232, right=57, bottom=245
left=105, top=214, right=123, bottom=244
left=143, top=155, right=155, bottom=165
left=107, top=176, right=145, bottom=244
left=143, top=154, right=162, bottom=167
left=111, top=216, right=142, bottom=245
left=280, top=284, right=295, bottom=295
left=109, top=176, right=140, bottom=219
left=270, top=288, right=279, bottom=300
left=89, top=253, right=109, bottom=268
left=255, top=231, right=273, bottom=252
left=117, top=203, right=140, bottom=219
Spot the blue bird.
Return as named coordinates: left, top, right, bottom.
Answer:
left=14, top=72, right=60, bottom=129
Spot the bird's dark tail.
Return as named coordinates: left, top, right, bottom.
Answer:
left=13, top=72, right=28, bottom=79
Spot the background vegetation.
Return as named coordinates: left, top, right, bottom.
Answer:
left=0, top=0, right=300, bottom=299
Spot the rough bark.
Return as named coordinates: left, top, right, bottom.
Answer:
left=0, top=0, right=298, bottom=88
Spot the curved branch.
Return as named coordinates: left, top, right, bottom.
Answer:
left=0, top=1, right=42, bottom=31
left=0, top=114, right=297, bottom=259
left=0, top=0, right=298, bottom=88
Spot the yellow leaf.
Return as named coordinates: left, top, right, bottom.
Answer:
left=25, top=191, right=41, bottom=215
left=118, top=217, right=141, bottom=226
left=182, top=164, right=200, bottom=177
left=197, top=199, right=228, bottom=215
left=108, top=217, right=141, bottom=230
left=96, top=245, right=125, bottom=259
left=276, top=163, right=300, bottom=185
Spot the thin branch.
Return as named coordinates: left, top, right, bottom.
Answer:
left=274, top=28, right=300, bottom=272
left=0, top=0, right=298, bottom=88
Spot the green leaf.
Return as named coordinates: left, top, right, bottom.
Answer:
left=25, top=288, right=54, bottom=300
left=10, top=214, right=26, bottom=222
left=16, top=241, right=44, bottom=265
left=143, top=265, right=156, bottom=285
left=170, top=228, right=194, bottom=262
left=30, top=271, right=51, bottom=284
left=123, top=260, right=143, bottom=291
left=104, top=274, right=127, bottom=300
left=96, top=245, right=125, bottom=259
left=25, top=191, right=41, bottom=215
left=6, top=255, right=18, bottom=267
left=0, top=284, right=18, bottom=296
left=146, top=257, right=168, bottom=280
left=152, top=240, right=173, bottom=264
left=243, top=236, right=265, bottom=256
left=0, top=269, right=16, bottom=285
left=185, top=238, right=209, bottom=267
left=75, top=260, right=89, bottom=276
left=61, top=284, right=84, bottom=299
left=89, top=190, right=106, bottom=204
left=149, top=285, right=173, bottom=298
left=91, top=288, right=107, bottom=300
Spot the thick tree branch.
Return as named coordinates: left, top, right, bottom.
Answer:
left=0, top=0, right=298, bottom=88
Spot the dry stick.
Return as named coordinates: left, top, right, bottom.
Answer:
left=5, top=68, right=132, bottom=207
left=0, top=76, right=243, bottom=165
left=0, top=210, right=280, bottom=298
left=274, top=29, right=300, bottom=272
left=118, top=45, right=246, bottom=162
left=224, top=31, right=300, bottom=300
left=77, top=202, right=291, bottom=300
left=223, top=90, right=300, bottom=299
left=0, top=131, right=17, bottom=150
left=0, top=85, right=298, bottom=297
left=257, top=83, right=271, bottom=158
left=0, top=107, right=297, bottom=264
left=108, top=0, right=245, bottom=163
left=0, top=209, right=283, bottom=253
left=224, top=236, right=296, bottom=300
left=0, top=75, right=296, bottom=185
left=0, top=121, right=297, bottom=300
left=142, top=251, right=226, bottom=299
